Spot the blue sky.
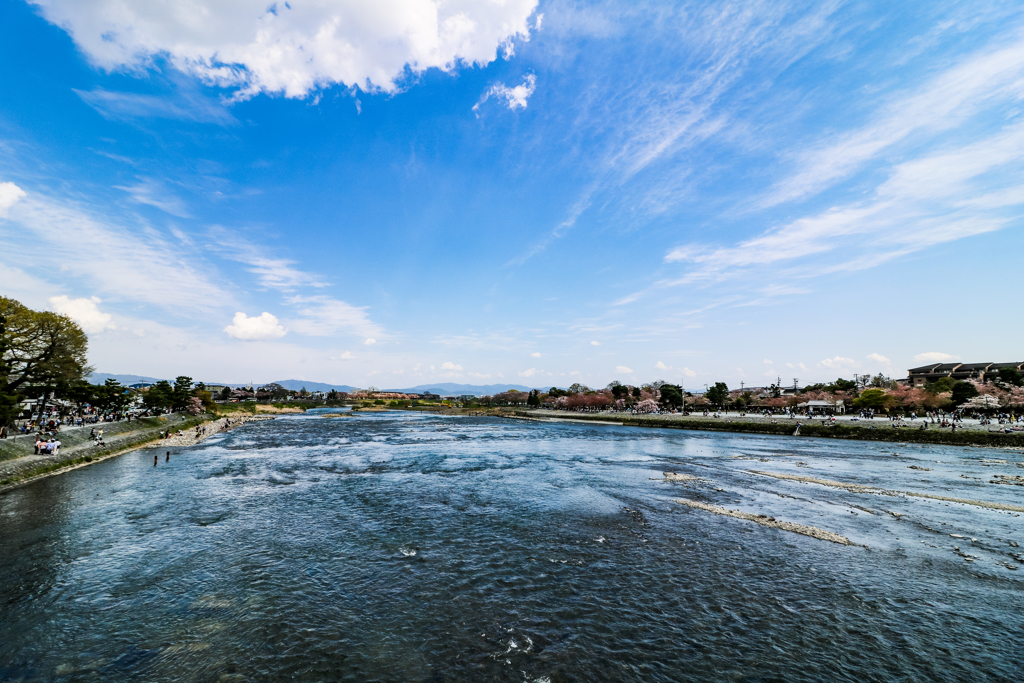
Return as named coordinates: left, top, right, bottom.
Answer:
left=1, top=0, right=1022, bottom=389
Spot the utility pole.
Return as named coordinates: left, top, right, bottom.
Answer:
left=793, top=378, right=799, bottom=392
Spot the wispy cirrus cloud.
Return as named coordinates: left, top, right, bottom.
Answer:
left=114, top=177, right=191, bottom=217
left=760, top=35, right=1024, bottom=208
left=663, top=118, right=1024, bottom=284
left=285, top=295, right=385, bottom=340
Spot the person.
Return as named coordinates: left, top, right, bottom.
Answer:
left=166, top=451, right=170, bottom=462
left=154, top=454, right=158, bottom=466
left=34, top=436, right=43, bottom=454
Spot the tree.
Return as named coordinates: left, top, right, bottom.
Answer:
left=172, top=376, right=194, bottom=411
left=998, top=368, right=1023, bottom=387
left=659, top=384, right=683, bottom=410
left=831, top=378, right=858, bottom=392
left=568, top=383, right=589, bottom=395
left=926, top=377, right=956, bottom=394
left=145, top=380, right=174, bottom=410
left=852, top=389, right=896, bottom=412
left=0, top=297, right=91, bottom=393
left=527, top=389, right=541, bottom=406
left=706, top=382, right=729, bottom=407
left=219, top=386, right=232, bottom=401
left=632, top=386, right=641, bottom=399
left=2, top=297, right=92, bottom=427
left=951, top=381, right=978, bottom=406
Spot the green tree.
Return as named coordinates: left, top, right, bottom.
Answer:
left=926, top=377, right=956, bottom=394
left=172, top=376, right=193, bottom=411
left=1, top=297, right=91, bottom=426
left=632, top=386, right=641, bottom=399
left=831, top=378, right=858, bottom=392
left=852, top=389, right=896, bottom=411
left=659, top=384, right=683, bottom=410
left=219, top=386, right=232, bottom=401
left=951, top=381, right=978, bottom=406
left=706, top=382, right=729, bottom=406
left=527, top=389, right=541, bottom=406
left=998, top=368, right=1023, bottom=387
left=144, top=380, right=174, bottom=410
left=568, top=383, right=590, bottom=395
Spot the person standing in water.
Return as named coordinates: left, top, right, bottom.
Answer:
left=154, top=454, right=158, bottom=466
left=166, top=451, right=170, bottom=462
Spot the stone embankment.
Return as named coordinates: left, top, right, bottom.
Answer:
left=0, top=414, right=271, bottom=492
left=512, top=410, right=1024, bottom=448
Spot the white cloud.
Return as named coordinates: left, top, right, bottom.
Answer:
left=819, top=356, right=857, bottom=370
left=763, top=37, right=1024, bottom=207
left=441, top=362, right=463, bottom=371
left=285, top=295, right=384, bottom=339
left=473, top=74, right=536, bottom=113
left=519, top=367, right=537, bottom=377
left=2, top=188, right=234, bottom=312
left=48, top=295, right=115, bottom=334
left=224, top=311, right=287, bottom=340
left=531, top=352, right=542, bottom=358
left=914, top=351, right=961, bottom=363
left=114, top=177, right=191, bottom=217
left=655, top=361, right=668, bottom=370
left=0, top=182, right=26, bottom=216
left=866, top=353, right=891, bottom=366
left=34, top=0, right=539, bottom=99
left=363, top=337, right=377, bottom=346
left=615, top=365, right=634, bottom=374
left=468, top=372, right=491, bottom=379
left=681, top=367, right=696, bottom=378
left=331, top=351, right=355, bottom=360
left=590, top=341, right=601, bottom=346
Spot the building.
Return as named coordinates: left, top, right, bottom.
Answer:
left=797, top=399, right=845, bottom=415
left=907, top=362, right=1024, bottom=387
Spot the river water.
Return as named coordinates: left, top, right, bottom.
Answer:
left=1, top=411, right=1022, bottom=682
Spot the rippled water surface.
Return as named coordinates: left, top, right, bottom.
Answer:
left=2, top=411, right=1023, bottom=682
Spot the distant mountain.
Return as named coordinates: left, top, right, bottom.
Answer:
left=90, top=374, right=355, bottom=392
left=90, top=375, right=542, bottom=396
left=386, top=383, right=545, bottom=396
left=90, top=373, right=169, bottom=385
left=268, top=379, right=358, bottom=393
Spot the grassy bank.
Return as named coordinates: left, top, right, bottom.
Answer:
left=512, top=411, right=1024, bottom=448
left=0, top=414, right=214, bottom=490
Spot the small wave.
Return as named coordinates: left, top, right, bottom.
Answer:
left=400, top=547, right=416, bottom=556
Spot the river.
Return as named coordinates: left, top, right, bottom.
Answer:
left=1, top=410, right=1021, bottom=681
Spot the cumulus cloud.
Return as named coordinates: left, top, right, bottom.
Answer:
left=616, top=365, right=633, bottom=374
left=866, top=353, right=891, bottom=366
left=331, top=351, right=355, bottom=360
left=441, top=362, right=463, bottom=371
left=0, top=182, right=26, bottom=216
left=33, top=0, right=539, bottom=99
left=531, top=352, right=542, bottom=358
left=473, top=74, right=536, bottom=113
left=48, top=295, right=115, bottom=333
left=519, top=367, right=537, bottom=377
left=914, top=351, right=960, bottom=363
left=363, top=337, right=377, bottom=345
left=590, top=341, right=601, bottom=346
left=681, top=367, right=696, bottom=378
left=224, top=311, right=287, bottom=340
left=656, top=361, right=669, bottom=370
left=819, top=356, right=856, bottom=370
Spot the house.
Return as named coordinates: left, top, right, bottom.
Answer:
left=797, top=399, right=845, bottom=415
left=907, top=362, right=1024, bottom=387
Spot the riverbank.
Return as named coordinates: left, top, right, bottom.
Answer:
left=0, top=414, right=271, bottom=493
left=511, top=410, right=1024, bottom=448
